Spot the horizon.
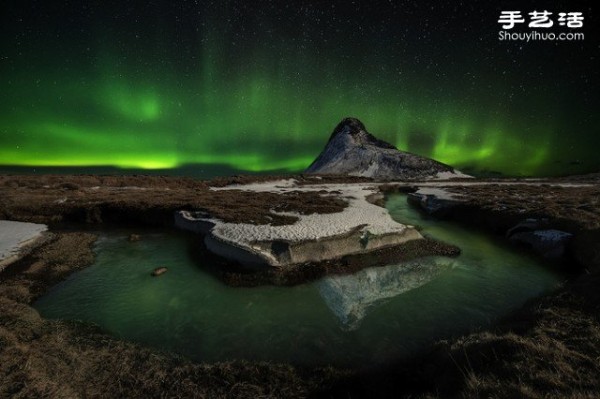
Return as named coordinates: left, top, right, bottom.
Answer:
left=1, top=1, right=598, bottom=177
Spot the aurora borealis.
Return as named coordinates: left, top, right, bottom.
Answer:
left=1, top=0, right=598, bottom=176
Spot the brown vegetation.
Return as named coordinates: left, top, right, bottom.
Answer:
left=209, top=173, right=373, bottom=188
left=0, top=174, right=347, bottom=227
left=445, top=184, right=600, bottom=231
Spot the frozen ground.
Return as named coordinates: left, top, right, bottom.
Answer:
left=178, top=179, right=424, bottom=266
left=434, top=171, right=473, bottom=180
left=211, top=180, right=415, bottom=242
left=0, top=220, right=47, bottom=269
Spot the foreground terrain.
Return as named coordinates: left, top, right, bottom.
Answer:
left=0, top=173, right=599, bottom=398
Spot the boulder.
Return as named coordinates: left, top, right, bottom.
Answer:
left=509, top=229, right=573, bottom=259
left=570, top=229, right=600, bottom=272
left=151, top=267, right=168, bottom=277
left=407, top=188, right=462, bottom=215
left=128, top=234, right=141, bottom=242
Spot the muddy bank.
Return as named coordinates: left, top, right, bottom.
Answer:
left=444, top=184, right=600, bottom=232
left=214, top=238, right=459, bottom=287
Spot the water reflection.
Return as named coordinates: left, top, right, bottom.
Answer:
left=319, top=258, right=453, bottom=330
left=34, top=195, right=561, bottom=366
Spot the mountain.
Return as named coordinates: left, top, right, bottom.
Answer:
left=305, top=117, right=470, bottom=180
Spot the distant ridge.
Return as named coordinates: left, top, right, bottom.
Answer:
left=0, top=164, right=275, bottom=179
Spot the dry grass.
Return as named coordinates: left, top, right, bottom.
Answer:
left=209, top=174, right=373, bottom=188
left=445, top=184, right=600, bottom=232
left=448, top=287, right=600, bottom=398
left=0, top=174, right=348, bottom=226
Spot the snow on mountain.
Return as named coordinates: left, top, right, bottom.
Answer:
left=306, top=117, right=471, bottom=180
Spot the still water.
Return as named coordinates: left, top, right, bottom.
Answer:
left=34, top=195, right=562, bottom=367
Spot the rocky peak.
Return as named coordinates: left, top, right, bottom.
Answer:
left=330, top=117, right=366, bottom=137
left=328, top=117, right=396, bottom=150
left=306, top=117, right=471, bottom=180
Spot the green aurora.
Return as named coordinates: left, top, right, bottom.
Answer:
left=1, top=1, right=598, bottom=176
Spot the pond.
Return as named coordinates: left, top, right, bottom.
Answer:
left=34, top=194, right=562, bottom=367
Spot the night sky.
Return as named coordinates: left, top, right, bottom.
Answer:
left=1, top=0, right=598, bottom=176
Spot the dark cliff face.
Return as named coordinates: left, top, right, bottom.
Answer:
left=306, top=117, right=465, bottom=180
left=328, top=117, right=396, bottom=150
left=330, top=117, right=366, bottom=137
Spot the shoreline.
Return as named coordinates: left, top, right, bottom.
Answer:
left=1, top=173, right=599, bottom=397
left=0, top=230, right=345, bottom=398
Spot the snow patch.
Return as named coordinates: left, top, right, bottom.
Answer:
left=0, top=220, right=47, bottom=269
left=182, top=180, right=423, bottom=267
left=210, top=179, right=297, bottom=192
left=434, top=170, right=474, bottom=180
left=414, top=187, right=460, bottom=201
left=211, top=182, right=413, bottom=243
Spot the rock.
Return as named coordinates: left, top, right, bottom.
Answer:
left=174, top=211, right=215, bottom=234
left=506, top=219, right=573, bottom=259
left=408, top=193, right=454, bottom=215
left=128, top=234, right=141, bottom=242
left=151, top=267, right=168, bottom=277
left=506, top=218, right=550, bottom=237
left=407, top=188, right=461, bottom=215
left=203, top=225, right=423, bottom=269
left=570, top=229, right=600, bottom=272
left=305, top=117, right=470, bottom=180
left=509, top=229, right=573, bottom=259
